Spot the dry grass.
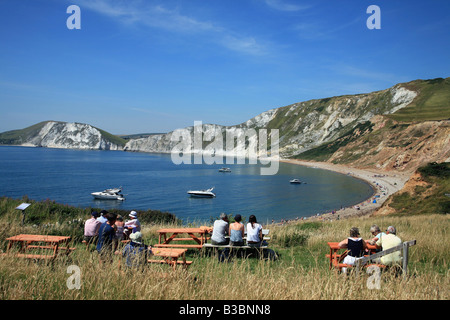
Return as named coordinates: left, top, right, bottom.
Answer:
left=0, top=214, right=448, bottom=300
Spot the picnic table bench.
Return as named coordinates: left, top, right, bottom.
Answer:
left=326, top=241, right=383, bottom=271
left=153, top=227, right=212, bottom=250
left=148, top=248, right=192, bottom=270
left=202, top=243, right=269, bottom=250
left=326, top=240, right=417, bottom=276
left=2, top=234, right=75, bottom=261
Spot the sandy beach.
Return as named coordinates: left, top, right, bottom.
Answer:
left=281, top=159, right=413, bottom=221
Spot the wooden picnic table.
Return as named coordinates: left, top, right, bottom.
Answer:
left=149, top=248, right=191, bottom=270
left=3, top=234, right=74, bottom=261
left=154, top=227, right=212, bottom=250
left=326, top=241, right=377, bottom=270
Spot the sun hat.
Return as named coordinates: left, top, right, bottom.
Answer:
left=130, top=231, right=143, bottom=244
left=129, top=211, right=137, bottom=218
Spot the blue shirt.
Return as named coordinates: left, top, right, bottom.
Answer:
left=122, top=242, right=150, bottom=268
left=96, top=223, right=115, bottom=252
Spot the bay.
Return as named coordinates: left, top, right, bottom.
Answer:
left=0, top=146, right=373, bottom=223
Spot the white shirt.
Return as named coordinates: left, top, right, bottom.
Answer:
left=125, top=218, right=141, bottom=231
left=211, top=219, right=229, bottom=243
left=246, top=223, right=262, bottom=242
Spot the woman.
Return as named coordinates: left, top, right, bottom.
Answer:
left=246, top=215, right=263, bottom=247
left=113, top=215, right=125, bottom=252
left=229, top=214, right=245, bottom=246
left=338, top=227, right=368, bottom=273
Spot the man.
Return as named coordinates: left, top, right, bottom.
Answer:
left=211, top=213, right=229, bottom=245
left=375, top=225, right=402, bottom=266
left=97, top=213, right=117, bottom=263
left=84, top=211, right=101, bottom=245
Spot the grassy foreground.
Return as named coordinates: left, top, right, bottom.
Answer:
left=0, top=196, right=448, bottom=300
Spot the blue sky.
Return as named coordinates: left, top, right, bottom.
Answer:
left=0, top=0, right=449, bottom=134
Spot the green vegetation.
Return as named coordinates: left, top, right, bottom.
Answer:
left=119, top=133, right=164, bottom=140
left=0, top=196, right=181, bottom=242
left=387, top=77, right=450, bottom=122
left=0, top=206, right=448, bottom=300
left=0, top=121, right=127, bottom=147
left=389, top=162, right=450, bottom=215
left=94, top=127, right=127, bottom=147
left=0, top=121, right=49, bottom=145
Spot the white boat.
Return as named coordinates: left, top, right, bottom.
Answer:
left=91, top=187, right=125, bottom=201
left=218, top=167, right=231, bottom=172
left=289, top=179, right=302, bottom=184
left=187, top=187, right=216, bottom=198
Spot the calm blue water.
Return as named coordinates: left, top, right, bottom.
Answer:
left=0, top=146, right=373, bottom=223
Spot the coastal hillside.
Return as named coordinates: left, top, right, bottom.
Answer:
left=296, top=116, right=450, bottom=172
left=124, top=77, right=449, bottom=164
left=1, top=78, right=448, bottom=172
left=295, top=78, right=450, bottom=172
left=0, top=121, right=126, bottom=150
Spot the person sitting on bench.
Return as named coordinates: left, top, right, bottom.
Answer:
left=246, top=215, right=263, bottom=247
left=338, top=227, right=368, bottom=273
left=211, top=213, right=229, bottom=245
left=229, top=214, right=245, bottom=246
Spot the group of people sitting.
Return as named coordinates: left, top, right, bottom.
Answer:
left=210, top=213, right=266, bottom=247
left=83, top=210, right=150, bottom=267
left=338, top=224, right=403, bottom=273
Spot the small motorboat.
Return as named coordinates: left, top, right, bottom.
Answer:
left=289, top=179, right=302, bottom=184
left=187, top=187, right=216, bottom=198
left=91, top=187, right=125, bottom=201
left=218, top=167, right=231, bottom=172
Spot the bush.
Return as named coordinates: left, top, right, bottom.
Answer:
left=418, top=162, right=450, bottom=179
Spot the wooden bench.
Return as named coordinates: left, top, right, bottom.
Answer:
left=16, top=253, right=55, bottom=260
left=153, top=244, right=203, bottom=249
left=1, top=252, right=58, bottom=260
left=203, top=243, right=269, bottom=250
left=330, top=258, right=387, bottom=271
left=354, top=240, right=417, bottom=277
left=148, top=259, right=193, bottom=266
left=26, top=245, right=76, bottom=252
left=329, top=240, right=417, bottom=276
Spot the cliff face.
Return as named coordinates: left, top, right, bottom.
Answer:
left=12, top=121, right=124, bottom=150
left=124, top=83, right=418, bottom=157
left=327, top=117, right=450, bottom=172
left=1, top=78, right=448, bottom=172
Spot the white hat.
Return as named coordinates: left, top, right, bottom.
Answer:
left=129, top=210, right=137, bottom=218
left=129, top=231, right=143, bottom=244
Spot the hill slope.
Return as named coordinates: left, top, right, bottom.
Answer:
left=0, top=77, right=448, bottom=171
left=124, top=77, right=449, bottom=164
left=0, top=121, right=126, bottom=150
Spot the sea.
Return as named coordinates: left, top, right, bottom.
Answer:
left=0, top=146, right=374, bottom=224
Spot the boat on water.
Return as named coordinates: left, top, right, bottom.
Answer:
left=91, top=187, right=125, bottom=201
left=187, top=187, right=216, bottom=198
left=218, top=167, right=231, bottom=172
left=289, top=179, right=302, bottom=184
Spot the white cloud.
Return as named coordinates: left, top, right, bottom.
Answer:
left=263, top=0, right=310, bottom=12
left=77, top=0, right=267, bottom=56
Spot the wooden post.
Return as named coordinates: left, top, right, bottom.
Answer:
left=402, top=241, right=409, bottom=277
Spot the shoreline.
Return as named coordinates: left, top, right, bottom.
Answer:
left=280, top=159, right=412, bottom=222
